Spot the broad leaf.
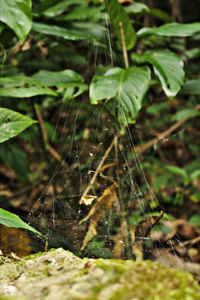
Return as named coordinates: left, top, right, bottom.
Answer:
left=0, top=208, right=41, bottom=235
left=181, top=80, right=200, bottom=95
left=0, top=76, right=57, bottom=98
left=90, top=66, right=151, bottom=125
left=125, top=2, right=150, bottom=15
left=106, top=0, right=136, bottom=50
left=188, top=214, right=200, bottom=227
left=63, top=6, right=103, bottom=21
left=132, top=50, right=184, bottom=98
left=0, top=108, right=37, bottom=143
left=0, top=0, right=32, bottom=43
left=137, top=22, right=200, bottom=38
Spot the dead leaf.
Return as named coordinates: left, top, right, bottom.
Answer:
left=80, top=183, right=118, bottom=250
left=0, top=225, right=32, bottom=257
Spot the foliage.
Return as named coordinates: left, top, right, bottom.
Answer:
left=0, top=0, right=200, bottom=256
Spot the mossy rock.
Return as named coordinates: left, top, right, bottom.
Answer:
left=0, top=248, right=199, bottom=300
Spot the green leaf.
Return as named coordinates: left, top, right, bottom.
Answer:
left=33, top=69, right=84, bottom=85
left=137, top=22, right=200, bottom=38
left=90, top=66, right=151, bottom=125
left=32, top=22, right=87, bottom=41
left=32, top=22, right=106, bottom=41
left=0, top=76, right=57, bottom=98
left=43, top=0, right=85, bottom=17
left=132, top=50, right=184, bottom=98
left=172, top=109, right=200, bottom=121
left=63, top=6, right=103, bottom=21
left=106, top=0, right=136, bottom=50
left=188, top=214, right=200, bottom=227
left=150, top=8, right=172, bottom=23
left=0, top=0, right=32, bottom=43
left=181, top=80, right=200, bottom=95
left=33, top=69, right=88, bottom=99
left=125, top=2, right=150, bottom=15
left=0, top=108, right=37, bottom=143
left=165, top=165, right=188, bottom=179
left=0, top=142, right=30, bottom=181
left=0, top=208, right=41, bottom=235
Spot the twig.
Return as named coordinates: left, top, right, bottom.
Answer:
left=119, top=22, right=129, bottom=69
left=135, top=105, right=200, bottom=154
left=79, top=136, right=117, bottom=204
left=34, top=103, right=69, bottom=169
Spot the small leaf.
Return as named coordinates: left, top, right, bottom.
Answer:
left=188, top=214, right=200, bottom=227
left=0, top=208, right=41, bottom=235
left=125, top=2, right=150, bottom=15
left=106, top=0, right=136, bottom=50
left=181, top=80, right=200, bottom=95
left=90, top=66, right=151, bottom=125
left=43, top=0, right=84, bottom=17
left=132, top=50, right=184, bottom=98
left=137, top=22, right=200, bottom=38
left=172, top=109, right=200, bottom=121
left=0, top=108, right=37, bottom=143
left=165, top=165, right=188, bottom=179
left=0, top=0, right=32, bottom=43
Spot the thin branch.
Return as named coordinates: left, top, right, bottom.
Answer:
left=119, top=22, right=129, bottom=69
left=79, top=136, right=118, bottom=204
left=135, top=105, right=200, bottom=154
left=34, top=103, right=69, bottom=169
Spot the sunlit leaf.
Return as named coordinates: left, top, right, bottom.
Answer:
left=0, top=208, right=41, bottom=235
left=0, top=0, right=32, bottom=43
left=106, top=0, right=136, bottom=50
left=0, top=108, right=37, bottom=143
left=137, top=22, right=200, bottom=38
left=90, top=66, right=151, bottom=125
left=132, top=50, right=184, bottom=98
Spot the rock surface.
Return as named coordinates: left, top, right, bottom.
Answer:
left=0, top=248, right=199, bottom=300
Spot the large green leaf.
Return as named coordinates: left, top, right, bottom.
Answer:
left=0, top=208, right=41, bottom=235
left=0, top=76, right=57, bottom=98
left=181, top=80, right=200, bottom=95
left=0, top=142, right=30, bottom=181
left=33, top=69, right=88, bottom=100
left=137, top=22, right=200, bottom=38
left=0, top=0, right=32, bottom=43
left=90, top=66, right=151, bottom=125
left=0, top=108, right=37, bottom=143
left=132, top=50, right=184, bottom=98
left=106, top=0, right=136, bottom=50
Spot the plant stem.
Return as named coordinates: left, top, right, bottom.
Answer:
left=119, top=22, right=129, bottom=69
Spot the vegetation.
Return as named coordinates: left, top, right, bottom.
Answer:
left=0, top=0, right=200, bottom=269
